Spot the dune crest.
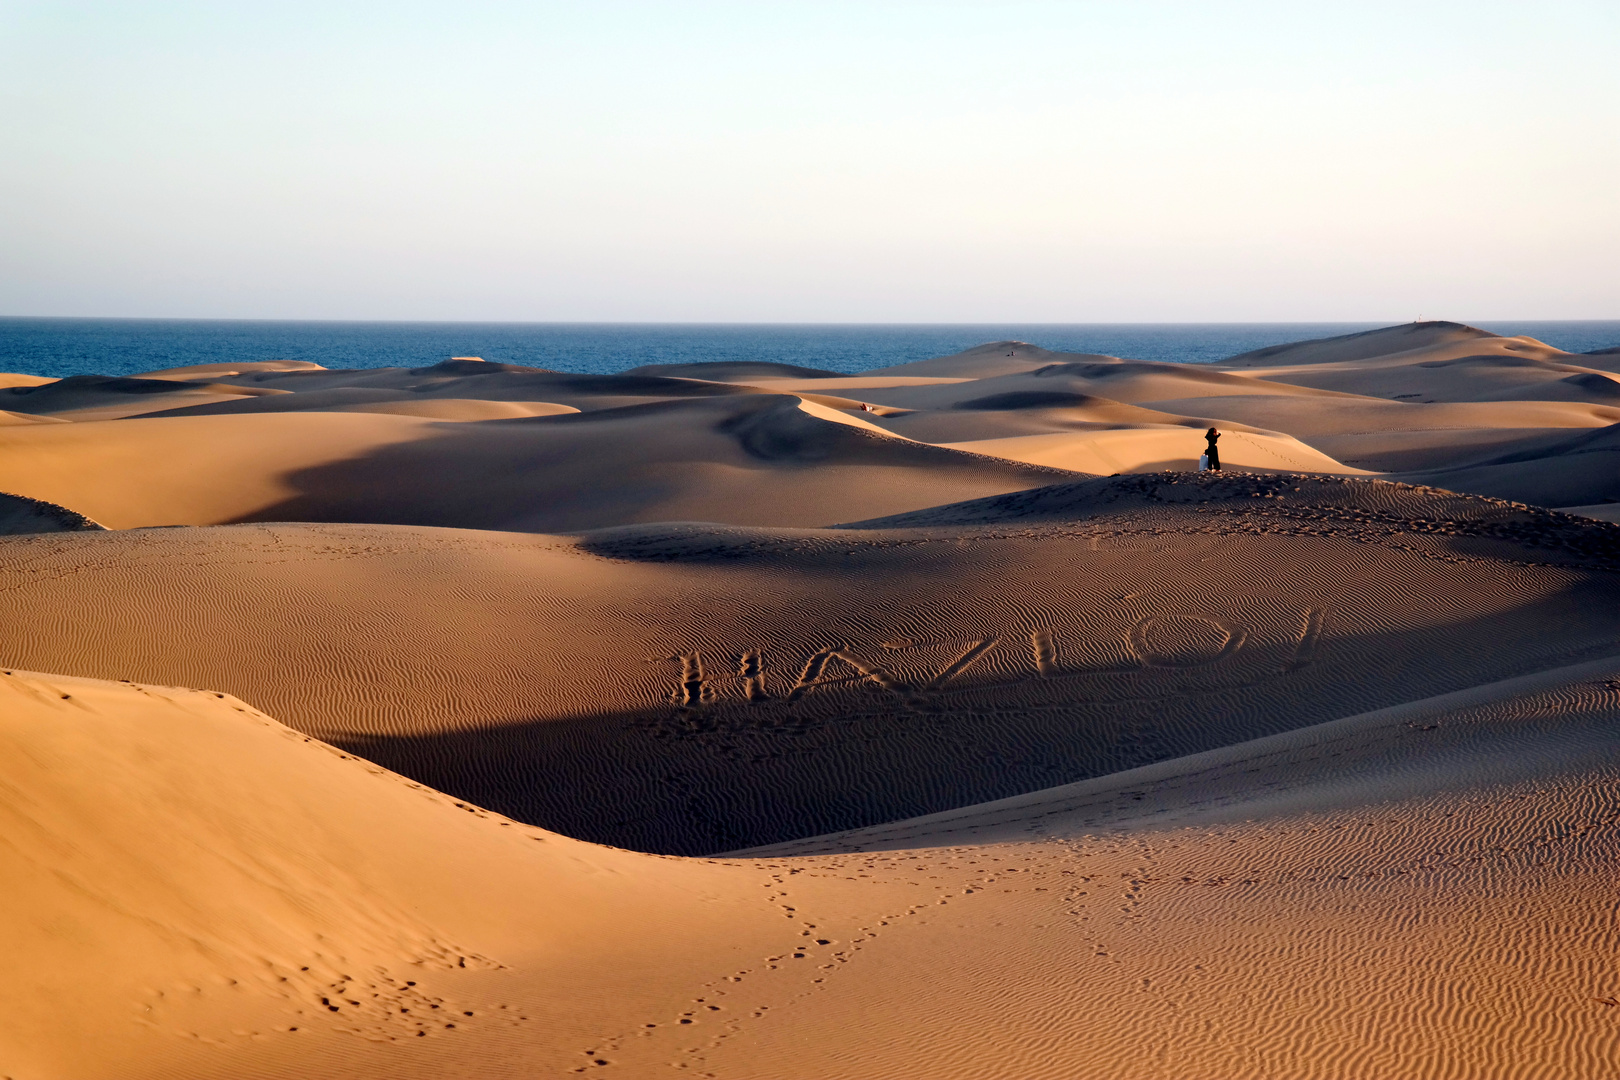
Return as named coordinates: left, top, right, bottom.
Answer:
left=8, top=648, right=1620, bottom=1079
left=0, top=667, right=837, bottom=1079
left=7, top=325, right=1620, bottom=1078
left=4, top=471, right=1618, bottom=856
left=0, top=490, right=106, bottom=534
left=3, top=326, right=1619, bottom=533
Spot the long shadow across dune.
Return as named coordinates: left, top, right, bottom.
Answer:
left=334, top=584, right=1620, bottom=856
left=5, top=471, right=1620, bottom=856
left=232, top=394, right=1072, bottom=532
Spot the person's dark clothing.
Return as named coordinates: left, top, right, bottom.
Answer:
left=1204, top=428, right=1221, bottom=470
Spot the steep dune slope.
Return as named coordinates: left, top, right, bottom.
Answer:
left=0, top=668, right=875, bottom=1080
left=10, top=654, right=1619, bottom=1080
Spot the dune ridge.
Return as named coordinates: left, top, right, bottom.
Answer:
left=6, top=321, right=1620, bottom=1078
left=4, top=321, right=1620, bottom=530
left=4, top=471, right=1618, bottom=857
left=0, top=489, right=106, bottom=534
left=8, top=650, right=1620, bottom=1079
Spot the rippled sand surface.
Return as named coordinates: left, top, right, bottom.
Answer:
left=4, top=322, right=1620, bottom=1078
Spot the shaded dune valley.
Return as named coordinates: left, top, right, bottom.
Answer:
left=6, top=321, right=1620, bottom=1079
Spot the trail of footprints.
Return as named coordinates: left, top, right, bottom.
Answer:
left=130, top=738, right=544, bottom=1048
left=124, top=787, right=1620, bottom=1062
left=136, top=946, right=517, bottom=1045
left=574, top=780, right=1620, bottom=1071
left=570, top=851, right=1080, bottom=1074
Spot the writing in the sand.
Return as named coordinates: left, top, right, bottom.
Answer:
left=660, top=608, right=1325, bottom=708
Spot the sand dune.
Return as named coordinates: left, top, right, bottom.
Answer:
left=738, top=374, right=974, bottom=393
left=815, top=386, right=1361, bottom=474
left=856, top=340, right=1116, bottom=379
left=2, top=374, right=286, bottom=421
left=4, top=321, right=1616, bottom=524
left=936, top=426, right=1360, bottom=474
left=0, top=408, right=68, bottom=426
left=1477, top=369, right=1620, bottom=403
left=137, top=359, right=330, bottom=380
left=3, top=472, right=1617, bottom=858
left=1219, top=319, right=1507, bottom=366
left=0, top=412, right=456, bottom=528
left=1135, top=395, right=1620, bottom=471
left=868, top=388, right=1270, bottom=438
left=623, top=360, right=843, bottom=380
left=0, top=490, right=106, bottom=534
left=194, top=358, right=760, bottom=412
left=1215, top=321, right=1620, bottom=404
left=849, top=357, right=1360, bottom=411
left=8, top=322, right=1620, bottom=1078
left=8, top=648, right=1620, bottom=1079
left=0, top=372, right=56, bottom=389
left=1397, top=421, right=1620, bottom=508
left=1559, top=502, right=1620, bottom=524
left=0, top=667, right=841, bottom=1080
left=0, top=396, right=1066, bottom=531
left=716, top=657, right=1620, bottom=1078
left=141, top=384, right=581, bottom=421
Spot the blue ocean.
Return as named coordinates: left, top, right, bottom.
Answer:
left=2, top=318, right=1617, bottom=381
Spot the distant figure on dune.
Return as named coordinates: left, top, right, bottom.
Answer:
left=1203, top=427, right=1222, bottom=471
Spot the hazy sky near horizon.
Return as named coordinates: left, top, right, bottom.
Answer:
left=2, top=1, right=1616, bottom=321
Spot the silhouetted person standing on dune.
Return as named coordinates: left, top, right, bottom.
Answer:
left=1204, top=427, right=1222, bottom=470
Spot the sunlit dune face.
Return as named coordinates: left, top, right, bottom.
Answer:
left=5, top=324, right=1620, bottom=1079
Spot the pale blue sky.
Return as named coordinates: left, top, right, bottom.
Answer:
left=2, top=1, right=1616, bottom=320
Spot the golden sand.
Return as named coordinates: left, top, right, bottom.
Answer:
left=3, top=322, right=1619, bottom=1078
